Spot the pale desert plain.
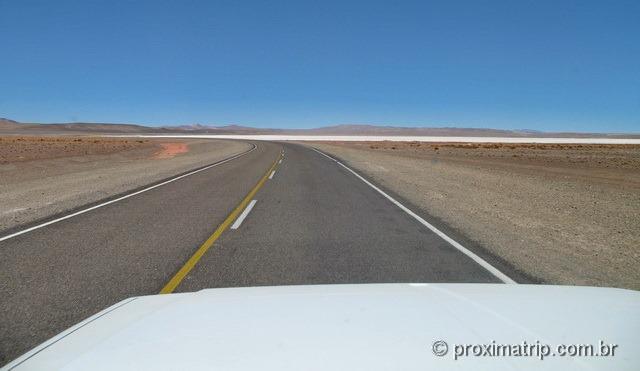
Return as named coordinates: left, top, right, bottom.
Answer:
left=1, top=135, right=638, bottom=290
left=310, top=141, right=640, bottom=290
left=0, top=136, right=250, bottom=232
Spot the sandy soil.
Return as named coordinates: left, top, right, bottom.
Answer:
left=153, top=142, right=189, bottom=159
left=0, top=136, right=155, bottom=163
left=0, top=137, right=250, bottom=232
left=310, top=141, right=640, bottom=290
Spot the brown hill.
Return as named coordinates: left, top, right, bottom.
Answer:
left=1, top=118, right=638, bottom=138
left=0, top=120, right=156, bottom=134
left=0, top=118, right=21, bottom=130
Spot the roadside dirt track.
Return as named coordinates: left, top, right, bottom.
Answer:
left=0, top=136, right=250, bottom=232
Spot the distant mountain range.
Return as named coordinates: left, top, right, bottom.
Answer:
left=0, top=118, right=157, bottom=133
left=1, top=118, right=638, bottom=138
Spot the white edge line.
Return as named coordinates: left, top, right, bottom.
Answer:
left=269, top=170, right=276, bottom=179
left=231, top=199, right=257, bottom=229
left=0, top=145, right=257, bottom=243
left=310, top=147, right=517, bottom=284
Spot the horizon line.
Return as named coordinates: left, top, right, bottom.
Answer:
left=2, top=117, right=639, bottom=135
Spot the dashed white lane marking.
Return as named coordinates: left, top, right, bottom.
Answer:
left=310, top=147, right=516, bottom=284
left=269, top=170, right=276, bottom=179
left=0, top=145, right=257, bottom=243
left=230, top=199, right=257, bottom=230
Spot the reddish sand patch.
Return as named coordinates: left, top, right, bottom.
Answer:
left=153, top=142, right=189, bottom=159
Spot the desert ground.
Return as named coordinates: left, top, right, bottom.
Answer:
left=2, top=135, right=639, bottom=366
left=0, top=136, right=250, bottom=232
left=310, top=141, right=640, bottom=290
left=2, top=136, right=638, bottom=290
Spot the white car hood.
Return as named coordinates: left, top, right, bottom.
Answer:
left=4, top=284, right=639, bottom=370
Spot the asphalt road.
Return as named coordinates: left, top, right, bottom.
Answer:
left=1, top=140, right=510, bottom=365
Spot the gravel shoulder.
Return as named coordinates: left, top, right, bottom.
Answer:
left=309, top=141, right=640, bottom=290
left=0, top=137, right=250, bottom=233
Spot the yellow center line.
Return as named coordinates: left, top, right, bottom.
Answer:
left=159, top=149, right=283, bottom=294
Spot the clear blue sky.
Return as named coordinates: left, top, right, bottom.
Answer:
left=1, top=0, right=638, bottom=132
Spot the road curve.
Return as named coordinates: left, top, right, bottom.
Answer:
left=1, top=140, right=519, bottom=365
left=0, top=142, right=279, bottom=364
left=177, top=142, right=503, bottom=292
